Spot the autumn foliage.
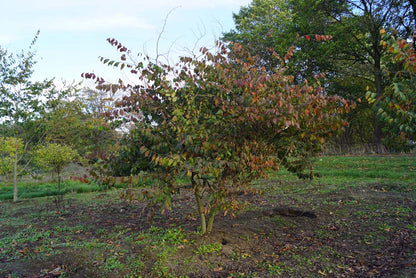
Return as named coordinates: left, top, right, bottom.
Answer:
left=84, top=39, right=351, bottom=233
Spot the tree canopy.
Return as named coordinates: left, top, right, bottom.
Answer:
left=0, top=31, right=54, bottom=200
left=0, top=32, right=116, bottom=200
left=223, top=0, right=416, bottom=147
left=84, top=37, right=352, bottom=233
left=367, top=30, right=416, bottom=151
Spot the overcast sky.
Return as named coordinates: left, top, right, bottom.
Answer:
left=1, top=0, right=250, bottom=84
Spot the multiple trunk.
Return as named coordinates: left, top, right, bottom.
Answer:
left=192, top=175, right=216, bottom=234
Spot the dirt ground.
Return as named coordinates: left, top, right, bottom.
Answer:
left=1, top=178, right=416, bottom=277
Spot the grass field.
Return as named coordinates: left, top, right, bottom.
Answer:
left=1, top=155, right=415, bottom=277
left=0, top=180, right=103, bottom=201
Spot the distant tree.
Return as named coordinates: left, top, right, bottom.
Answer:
left=0, top=137, right=23, bottom=183
left=224, top=0, right=415, bottom=145
left=367, top=30, right=416, bottom=151
left=40, top=93, right=117, bottom=159
left=223, top=0, right=293, bottom=72
left=0, top=31, right=54, bottom=201
left=84, top=38, right=352, bottom=234
left=35, top=143, right=79, bottom=203
left=81, top=87, right=119, bottom=115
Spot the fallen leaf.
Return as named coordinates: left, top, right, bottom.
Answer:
left=318, top=270, right=327, bottom=276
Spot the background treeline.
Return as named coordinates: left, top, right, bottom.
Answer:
left=224, top=0, right=416, bottom=150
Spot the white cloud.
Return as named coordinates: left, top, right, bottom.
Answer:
left=91, top=0, right=250, bottom=10
left=1, top=0, right=250, bottom=34
left=44, top=14, right=154, bottom=32
left=15, top=0, right=250, bottom=12
left=0, top=35, right=16, bottom=45
left=172, top=0, right=251, bottom=9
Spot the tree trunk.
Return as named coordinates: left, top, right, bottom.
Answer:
left=410, top=0, right=416, bottom=49
left=58, top=170, right=61, bottom=194
left=372, top=32, right=384, bottom=144
left=206, top=208, right=216, bottom=233
left=372, top=73, right=383, bottom=144
left=13, top=137, right=18, bottom=202
left=57, top=169, right=63, bottom=210
left=193, top=179, right=207, bottom=234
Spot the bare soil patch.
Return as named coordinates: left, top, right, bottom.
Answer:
left=1, top=178, right=416, bottom=277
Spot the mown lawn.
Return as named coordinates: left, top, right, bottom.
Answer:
left=1, top=155, right=415, bottom=277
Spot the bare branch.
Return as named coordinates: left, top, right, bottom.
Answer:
left=155, top=6, right=181, bottom=65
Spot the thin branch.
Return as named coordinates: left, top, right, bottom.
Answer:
left=155, top=6, right=181, bottom=65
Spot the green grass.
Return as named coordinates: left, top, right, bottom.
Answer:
left=194, top=242, right=222, bottom=255
left=315, top=156, right=415, bottom=180
left=3, top=155, right=413, bottom=201
left=1, top=155, right=415, bottom=277
left=269, top=155, right=416, bottom=193
left=0, top=180, right=103, bottom=200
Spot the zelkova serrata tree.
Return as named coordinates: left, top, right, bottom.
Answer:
left=84, top=39, right=352, bottom=234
